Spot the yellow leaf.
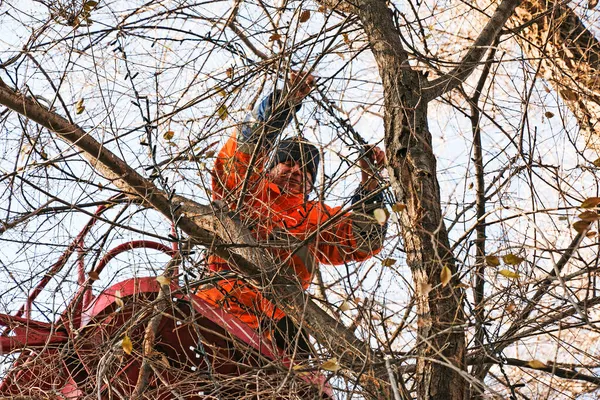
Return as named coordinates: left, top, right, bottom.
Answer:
left=593, top=158, right=600, bottom=168
left=338, top=300, right=351, bottom=312
left=506, top=302, right=516, bottom=313
left=163, top=130, right=174, bottom=141
left=391, top=203, right=406, bottom=213
left=214, top=85, right=227, bottom=97
left=544, top=111, right=554, bottom=119
left=578, top=211, right=600, bottom=222
left=321, top=358, right=341, bottom=372
left=485, top=255, right=500, bottom=267
left=226, top=67, right=233, bottom=78
left=217, top=104, right=228, bottom=120
left=455, top=282, right=469, bottom=289
left=88, top=271, right=99, bottom=281
left=122, top=334, right=133, bottom=355
left=269, top=33, right=281, bottom=41
left=502, top=254, right=525, bottom=266
left=586, top=230, right=597, bottom=238
left=75, top=98, right=85, bottom=114
left=293, top=364, right=310, bottom=376
left=299, top=9, right=311, bottom=23
left=381, top=258, right=396, bottom=267
left=573, top=220, right=592, bottom=234
left=526, top=359, right=547, bottom=369
left=440, top=265, right=452, bottom=287
left=114, top=290, right=124, bottom=308
left=581, top=197, right=600, bottom=208
left=373, top=208, right=388, bottom=226
left=342, top=33, right=350, bottom=45
left=499, top=269, right=520, bottom=279
left=156, top=275, right=171, bottom=286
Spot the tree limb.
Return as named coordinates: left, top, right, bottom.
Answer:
left=423, top=0, right=522, bottom=100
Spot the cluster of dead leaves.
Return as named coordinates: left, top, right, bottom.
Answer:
left=484, top=253, right=524, bottom=280
left=572, top=197, right=600, bottom=236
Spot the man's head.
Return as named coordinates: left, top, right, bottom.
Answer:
left=268, top=138, right=320, bottom=195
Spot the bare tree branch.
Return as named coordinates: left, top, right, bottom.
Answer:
left=423, top=0, right=522, bottom=100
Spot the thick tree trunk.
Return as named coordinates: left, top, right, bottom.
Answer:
left=352, top=0, right=467, bottom=398
left=386, top=94, right=467, bottom=400
left=513, top=0, right=600, bottom=147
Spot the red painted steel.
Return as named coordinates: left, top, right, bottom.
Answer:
left=0, top=204, right=334, bottom=399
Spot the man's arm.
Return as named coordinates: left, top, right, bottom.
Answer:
left=315, top=147, right=388, bottom=264
left=212, top=73, right=314, bottom=201
left=236, top=90, right=302, bottom=154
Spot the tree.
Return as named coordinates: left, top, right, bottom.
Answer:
left=1, top=0, right=600, bottom=398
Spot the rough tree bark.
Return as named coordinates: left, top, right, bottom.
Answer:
left=319, top=0, right=522, bottom=398
left=513, top=0, right=600, bottom=147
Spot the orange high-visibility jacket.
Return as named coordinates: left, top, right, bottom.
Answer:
left=198, top=90, right=386, bottom=329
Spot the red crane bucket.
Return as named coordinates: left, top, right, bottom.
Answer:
left=0, top=205, right=334, bottom=399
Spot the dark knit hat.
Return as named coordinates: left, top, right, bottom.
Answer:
left=270, top=138, right=320, bottom=182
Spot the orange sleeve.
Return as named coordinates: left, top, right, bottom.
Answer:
left=310, top=203, right=385, bottom=265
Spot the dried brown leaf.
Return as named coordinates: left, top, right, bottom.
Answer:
left=485, top=255, right=500, bottom=267
left=381, top=258, right=396, bottom=267
left=299, top=9, right=310, bottom=23
left=163, top=130, right=174, bottom=141
left=578, top=211, right=600, bottom=222
left=391, top=203, right=406, bottom=213
left=217, top=104, right=228, bottom=120
left=573, top=220, right=592, bottom=233
left=581, top=197, right=600, bottom=208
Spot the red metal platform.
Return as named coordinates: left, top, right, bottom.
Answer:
left=0, top=204, right=333, bottom=399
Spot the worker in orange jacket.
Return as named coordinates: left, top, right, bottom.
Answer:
left=198, top=72, right=387, bottom=352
